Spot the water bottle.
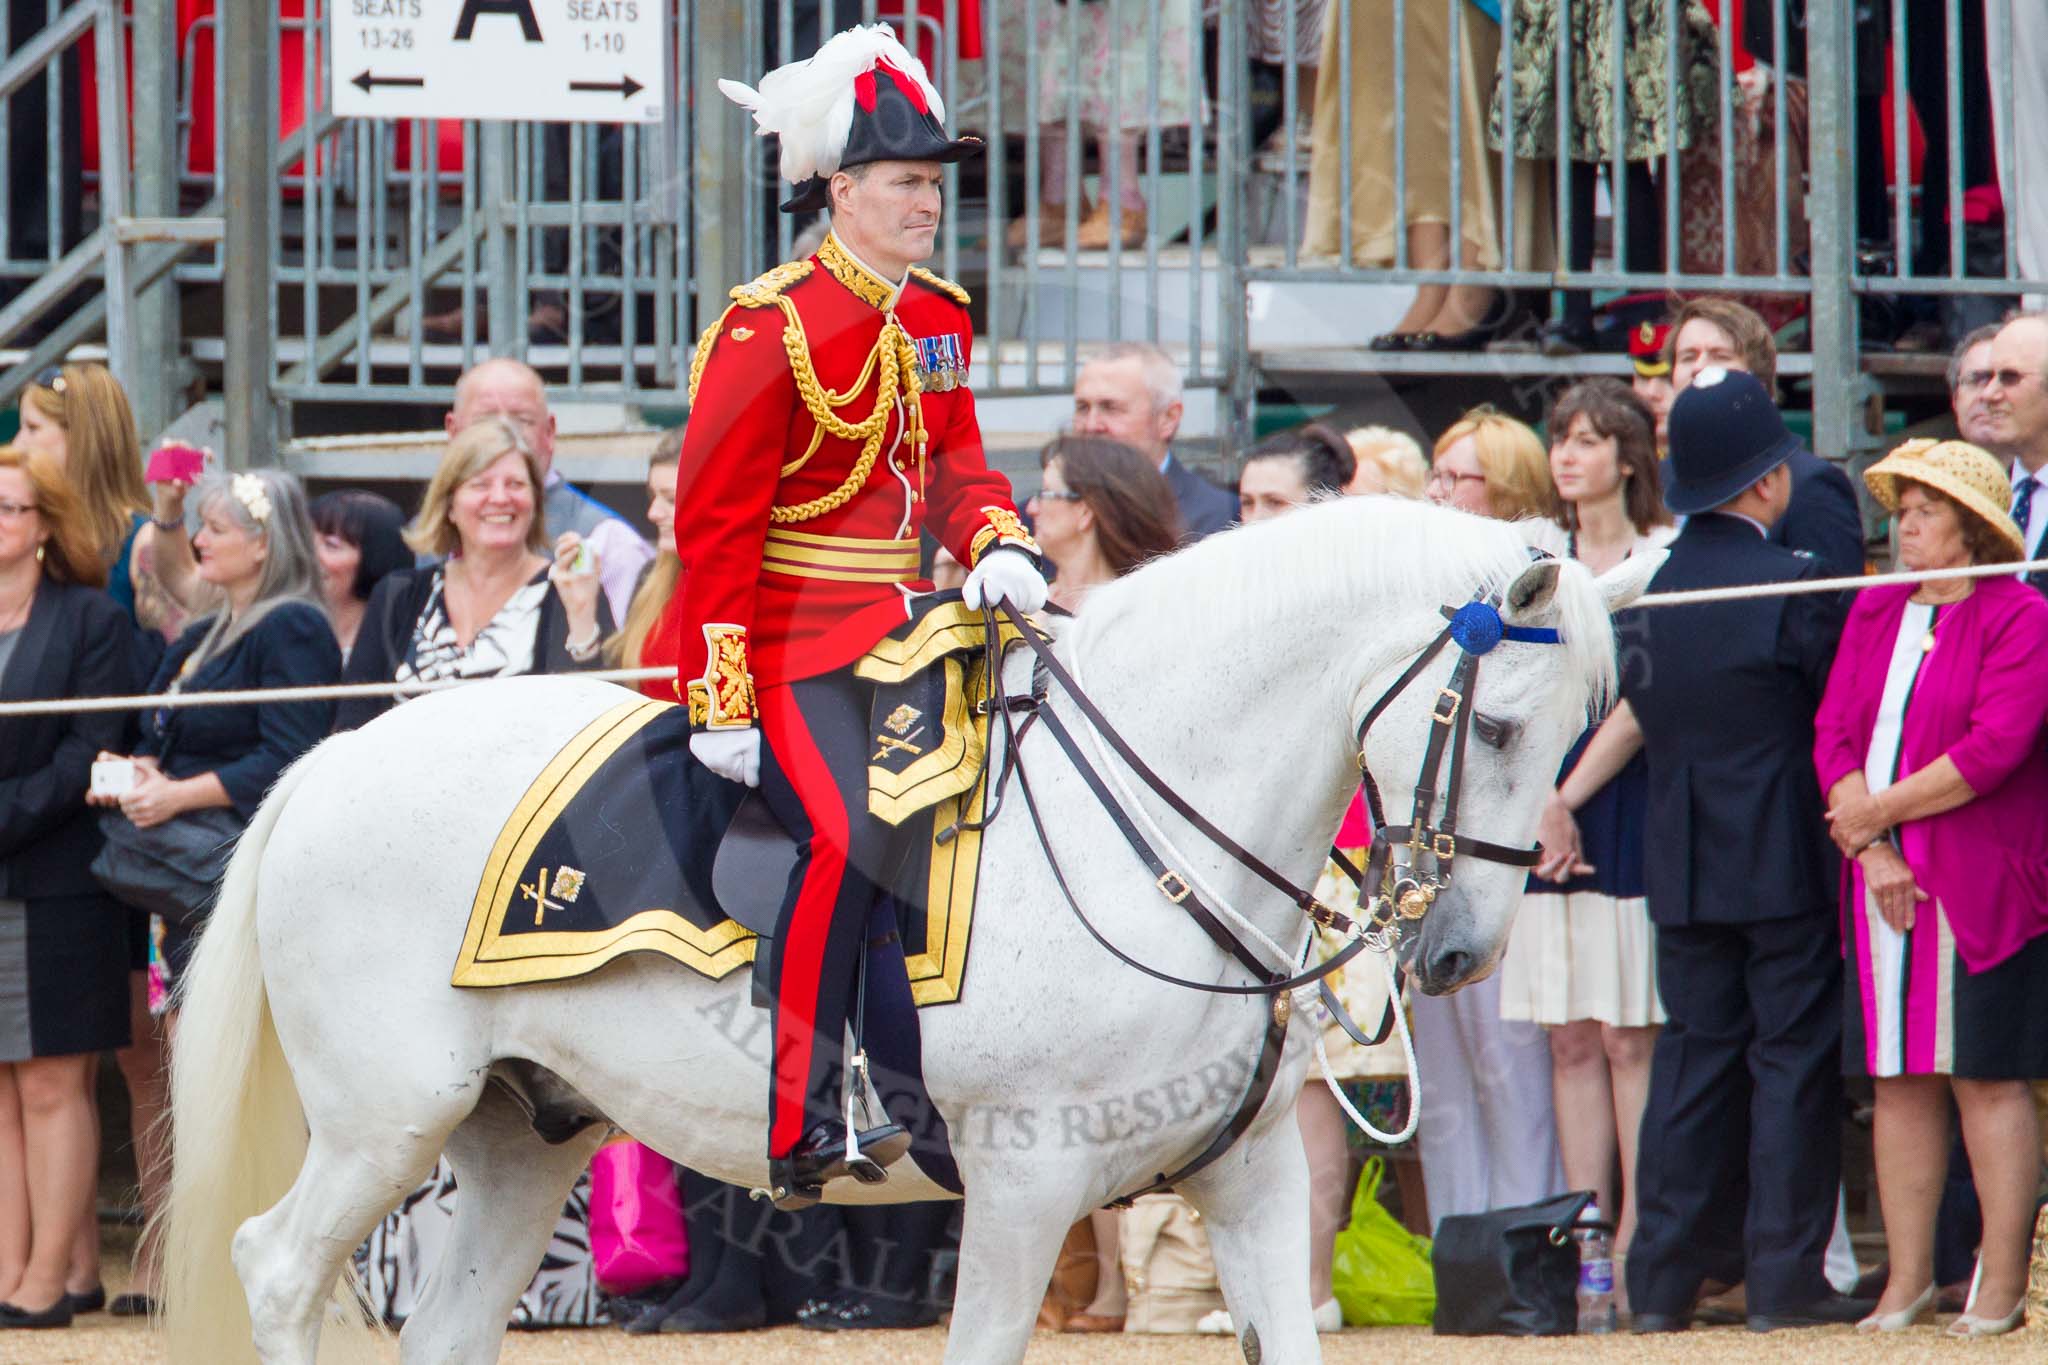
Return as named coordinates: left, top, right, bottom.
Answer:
left=1574, top=1200, right=1616, bottom=1334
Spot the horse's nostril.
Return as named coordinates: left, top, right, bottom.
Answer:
left=1431, top=949, right=1473, bottom=987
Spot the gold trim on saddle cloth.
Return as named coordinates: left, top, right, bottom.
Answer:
left=867, top=656, right=976, bottom=826
left=449, top=697, right=982, bottom=1004
left=452, top=699, right=758, bottom=987
left=762, top=527, right=920, bottom=584
left=909, top=780, right=982, bottom=1006
left=854, top=598, right=1025, bottom=685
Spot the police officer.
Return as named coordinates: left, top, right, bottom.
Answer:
left=678, top=26, right=1047, bottom=1209
left=1550, top=370, right=1861, bottom=1331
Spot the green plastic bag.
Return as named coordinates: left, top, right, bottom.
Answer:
left=1330, top=1156, right=1436, bottom=1326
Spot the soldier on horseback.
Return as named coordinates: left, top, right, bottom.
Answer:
left=678, top=26, right=1049, bottom=1208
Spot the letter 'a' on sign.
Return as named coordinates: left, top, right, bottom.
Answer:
left=454, top=0, right=542, bottom=42
left=334, top=0, right=663, bottom=125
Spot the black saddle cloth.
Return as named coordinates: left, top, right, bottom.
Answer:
left=451, top=697, right=966, bottom=1192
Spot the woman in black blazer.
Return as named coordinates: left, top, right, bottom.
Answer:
left=89, top=470, right=341, bottom=990
left=0, top=449, right=138, bottom=1328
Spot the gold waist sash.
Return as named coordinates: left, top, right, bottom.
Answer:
left=762, top=528, right=920, bottom=583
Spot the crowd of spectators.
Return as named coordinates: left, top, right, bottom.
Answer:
left=4, top=295, right=2048, bottom=1337
left=977, top=1, right=2038, bottom=360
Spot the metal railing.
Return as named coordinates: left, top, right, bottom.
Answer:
left=1, top=1, right=2040, bottom=464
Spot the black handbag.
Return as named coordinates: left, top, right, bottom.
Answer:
left=89, top=807, right=247, bottom=926
left=1430, top=1190, right=1597, bottom=1336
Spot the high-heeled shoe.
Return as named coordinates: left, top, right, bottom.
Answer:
left=1855, top=1282, right=1933, bottom=1333
left=0, top=1297, right=74, bottom=1329
left=1407, top=293, right=1519, bottom=352
left=1945, top=1296, right=2025, bottom=1337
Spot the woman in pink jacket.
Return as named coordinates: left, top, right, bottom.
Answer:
left=1813, top=439, right=2048, bottom=1340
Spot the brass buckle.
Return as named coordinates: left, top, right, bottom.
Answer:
left=1432, top=831, right=1457, bottom=861
left=1431, top=687, right=1462, bottom=726
left=1156, top=870, right=1192, bottom=904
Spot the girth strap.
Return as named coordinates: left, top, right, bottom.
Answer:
left=1109, top=991, right=1292, bottom=1209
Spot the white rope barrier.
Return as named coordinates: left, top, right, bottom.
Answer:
left=6, top=556, right=2039, bottom=718
left=0, top=665, right=681, bottom=717
left=1635, top=555, right=2048, bottom=608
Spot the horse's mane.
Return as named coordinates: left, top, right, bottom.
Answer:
left=1077, top=496, right=1617, bottom=706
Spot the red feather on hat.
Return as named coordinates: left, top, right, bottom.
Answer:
left=716, top=24, right=946, bottom=190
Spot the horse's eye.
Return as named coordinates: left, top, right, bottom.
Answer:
left=1473, top=713, right=1517, bottom=750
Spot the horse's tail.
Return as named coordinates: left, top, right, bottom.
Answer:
left=160, top=745, right=374, bottom=1365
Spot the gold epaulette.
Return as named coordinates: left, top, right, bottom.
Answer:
left=729, top=258, right=815, bottom=307
left=687, top=261, right=816, bottom=403
left=909, top=266, right=970, bottom=307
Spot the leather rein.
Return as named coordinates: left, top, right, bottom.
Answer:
left=969, top=594, right=1562, bottom=1199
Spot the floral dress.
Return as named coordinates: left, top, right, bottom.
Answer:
left=993, top=0, right=1201, bottom=132
left=1487, top=0, right=1724, bottom=163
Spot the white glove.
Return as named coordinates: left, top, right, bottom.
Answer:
left=961, top=547, right=1049, bottom=614
left=690, top=729, right=761, bottom=787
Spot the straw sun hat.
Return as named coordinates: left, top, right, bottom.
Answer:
left=1862, top=438, right=2025, bottom=562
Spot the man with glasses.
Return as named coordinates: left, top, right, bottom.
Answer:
left=1978, top=312, right=2048, bottom=593
left=444, top=357, right=653, bottom=622
left=1949, top=324, right=2006, bottom=449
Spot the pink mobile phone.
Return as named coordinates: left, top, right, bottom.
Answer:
left=145, top=442, right=207, bottom=484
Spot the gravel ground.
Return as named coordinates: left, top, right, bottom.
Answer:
left=9, top=1317, right=2044, bottom=1363
left=26, top=1233, right=2039, bottom=1362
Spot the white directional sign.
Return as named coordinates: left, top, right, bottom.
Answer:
left=333, top=1, right=664, bottom=124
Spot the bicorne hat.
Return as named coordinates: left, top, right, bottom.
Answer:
left=718, top=25, right=982, bottom=215
left=1659, top=367, right=1803, bottom=515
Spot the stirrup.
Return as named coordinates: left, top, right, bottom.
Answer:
left=751, top=1170, right=821, bottom=1212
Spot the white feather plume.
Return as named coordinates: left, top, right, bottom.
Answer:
left=717, top=23, right=946, bottom=187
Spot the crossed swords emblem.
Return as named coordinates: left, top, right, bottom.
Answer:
left=872, top=703, right=926, bottom=761
left=517, top=865, right=587, bottom=926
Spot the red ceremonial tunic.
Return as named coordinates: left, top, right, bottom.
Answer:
left=672, top=233, right=1034, bottom=729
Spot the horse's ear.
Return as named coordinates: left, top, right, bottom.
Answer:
left=1502, top=557, right=1561, bottom=620
left=1598, top=546, right=1667, bottom=613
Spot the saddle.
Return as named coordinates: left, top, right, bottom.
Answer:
left=714, top=597, right=1026, bottom=1006
left=451, top=597, right=1022, bottom=1006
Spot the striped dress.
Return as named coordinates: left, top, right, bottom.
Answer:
left=1844, top=600, right=2048, bottom=1079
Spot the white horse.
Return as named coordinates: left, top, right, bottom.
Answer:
left=161, top=497, right=1654, bottom=1365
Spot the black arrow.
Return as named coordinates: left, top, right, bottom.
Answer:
left=351, top=69, right=425, bottom=94
left=569, top=74, right=644, bottom=99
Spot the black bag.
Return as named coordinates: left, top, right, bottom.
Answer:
left=89, top=807, right=247, bottom=926
left=1430, top=1190, right=1597, bottom=1336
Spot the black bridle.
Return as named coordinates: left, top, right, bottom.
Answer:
left=1343, top=598, right=1561, bottom=949
left=983, top=594, right=1561, bottom=998
left=974, top=592, right=1564, bottom=1200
